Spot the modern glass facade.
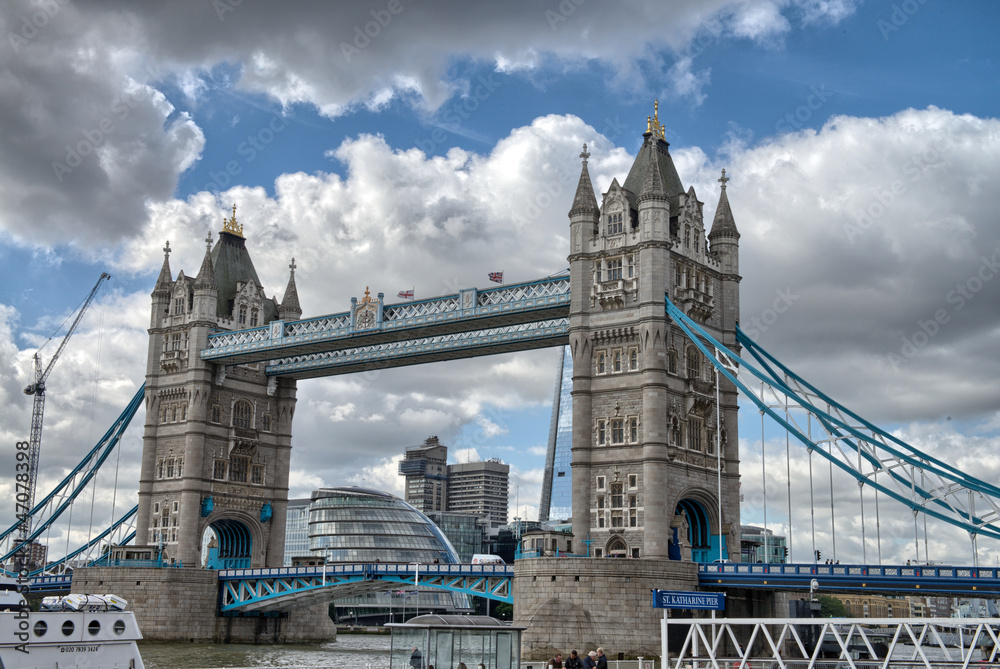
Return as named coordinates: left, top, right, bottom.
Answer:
left=309, top=487, right=460, bottom=564
left=308, top=486, right=470, bottom=622
left=424, top=511, right=487, bottom=563
left=539, top=346, right=573, bottom=522
left=283, top=498, right=311, bottom=566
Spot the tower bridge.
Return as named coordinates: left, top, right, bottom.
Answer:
left=11, top=103, right=999, bottom=650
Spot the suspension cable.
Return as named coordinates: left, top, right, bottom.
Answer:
left=875, top=487, right=883, bottom=565
left=84, top=297, right=107, bottom=550
left=785, top=404, right=793, bottom=563
left=809, top=415, right=816, bottom=562
left=760, top=386, right=768, bottom=562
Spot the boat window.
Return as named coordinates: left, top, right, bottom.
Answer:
left=114, top=619, right=127, bottom=635
left=33, top=620, right=47, bottom=636
left=62, top=620, right=75, bottom=636
left=88, top=620, right=101, bottom=636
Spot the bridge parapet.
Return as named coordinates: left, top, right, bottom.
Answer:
left=201, top=276, right=570, bottom=367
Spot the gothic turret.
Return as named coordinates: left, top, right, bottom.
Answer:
left=569, top=143, right=600, bottom=240
left=279, top=258, right=302, bottom=321
left=193, top=232, right=218, bottom=319
left=151, top=241, right=172, bottom=329
left=708, top=168, right=740, bottom=276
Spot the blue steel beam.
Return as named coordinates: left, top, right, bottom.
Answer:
left=201, top=276, right=570, bottom=369
left=266, top=319, right=568, bottom=379
left=218, top=563, right=513, bottom=612
left=699, top=562, right=1000, bottom=596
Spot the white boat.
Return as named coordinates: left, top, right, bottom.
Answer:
left=0, top=577, right=145, bottom=669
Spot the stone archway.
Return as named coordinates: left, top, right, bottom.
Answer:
left=606, top=536, right=628, bottom=558
left=205, top=517, right=253, bottom=569
left=675, top=498, right=715, bottom=562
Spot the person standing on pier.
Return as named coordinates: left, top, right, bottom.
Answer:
left=410, top=646, right=423, bottom=669
left=548, top=652, right=563, bottom=669
left=583, top=651, right=597, bottom=669
left=565, top=650, right=583, bottom=669
left=595, top=648, right=607, bottom=669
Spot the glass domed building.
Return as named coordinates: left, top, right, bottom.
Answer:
left=307, top=486, right=471, bottom=623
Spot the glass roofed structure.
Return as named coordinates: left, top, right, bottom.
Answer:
left=308, top=486, right=471, bottom=623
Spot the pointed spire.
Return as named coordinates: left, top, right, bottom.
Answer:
left=569, top=143, right=599, bottom=216
left=280, top=257, right=301, bottom=319
left=194, top=232, right=218, bottom=290
left=153, top=240, right=172, bottom=294
left=709, top=168, right=740, bottom=239
left=638, top=138, right=667, bottom=202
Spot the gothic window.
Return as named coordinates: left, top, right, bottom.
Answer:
left=613, top=350, right=622, bottom=372
left=684, top=226, right=690, bottom=248
left=156, top=460, right=163, bottom=479
left=251, top=464, right=264, bottom=485
left=595, top=263, right=602, bottom=283
left=607, top=257, right=622, bottom=281
left=610, top=483, right=623, bottom=509
left=629, top=417, right=638, bottom=442
left=686, top=347, right=701, bottom=380
left=688, top=418, right=703, bottom=451
left=598, top=515, right=605, bottom=529
left=165, top=459, right=174, bottom=478
left=153, top=502, right=159, bottom=514
left=611, top=511, right=624, bottom=528
left=674, top=265, right=682, bottom=288
left=631, top=547, right=639, bottom=557
left=176, top=458, right=183, bottom=477
left=229, top=455, right=249, bottom=483
left=173, top=297, right=184, bottom=315
left=628, top=474, right=638, bottom=488
left=694, top=234, right=700, bottom=252
left=211, top=405, right=221, bottom=423
left=707, top=429, right=716, bottom=455
left=213, top=459, right=227, bottom=480
left=597, top=496, right=605, bottom=510
left=668, top=349, right=677, bottom=374
left=596, top=476, right=606, bottom=491
left=171, top=333, right=182, bottom=350
left=610, top=418, right=624, bottom=444
left=629, top=348, right=638, bottom=371
left=597, top=352, right=606, bottom=374
left=172, top=501, right=179, bottom=513
left=261, top=414, right=272, bottom=432
left=626, top=255, right=634, bottom=279
left=238, top=303, right=247, bottom=325
left=597, top=420, right=606, bottom=445
left=180, top=404, right=186, bottom=421
left=233, top=400, right=253, bottom=429
left=608, top=213, right=623, bottom=235
left=250, top=307, right=259, bottom=327
left=169, top=405, right=176, bottom=422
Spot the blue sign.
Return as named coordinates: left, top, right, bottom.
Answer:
left=652, top=589, right=725, bottom=611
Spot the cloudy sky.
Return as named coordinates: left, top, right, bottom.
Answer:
left=1, top=0, right=998, bottom=566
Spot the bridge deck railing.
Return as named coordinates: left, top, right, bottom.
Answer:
left=218, top=562, right=513, bottom=580
left=699, top=562, right=996, bottom=580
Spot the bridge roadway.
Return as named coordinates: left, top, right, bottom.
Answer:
left=218, top=562, right=513, bottom=613
left=199, top=276, right=570, bottom=378
left=700, top=561, right=1000, bottom=596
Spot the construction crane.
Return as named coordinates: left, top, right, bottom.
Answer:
left=15, top=272, right=110, bottom=568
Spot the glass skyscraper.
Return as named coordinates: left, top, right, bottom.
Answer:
left=539, top=346, right=573, bottom=522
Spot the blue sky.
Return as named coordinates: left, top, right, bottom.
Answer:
left=1, top=0, right=999, bottom=564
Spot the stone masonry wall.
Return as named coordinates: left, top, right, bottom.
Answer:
left=514, top=557, right=699, bottom=660
left=73, top=567, right=336, bottom=643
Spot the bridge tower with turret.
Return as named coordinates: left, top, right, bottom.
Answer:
left=134, top=207, right=301, bottom=569
left=567, top=102, right=743, bottom=562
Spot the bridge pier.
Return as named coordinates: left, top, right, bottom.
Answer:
left=73, top=567, right=336, bottom=643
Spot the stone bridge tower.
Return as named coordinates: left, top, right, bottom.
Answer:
left=135, top=206, right=301, bottom=569
left=568, top=104, right=742, bottom=562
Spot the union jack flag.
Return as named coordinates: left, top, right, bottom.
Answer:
left=397, top=289, right=414, bottom=300
left=488, top=271, right=503, bottom=284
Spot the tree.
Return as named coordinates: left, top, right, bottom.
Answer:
left=494, top=603, right=513, bottom=620
left=817, top=594, right=846, bottom=617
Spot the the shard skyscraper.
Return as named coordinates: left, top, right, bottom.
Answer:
left=539, top=345, right=573, bottom=522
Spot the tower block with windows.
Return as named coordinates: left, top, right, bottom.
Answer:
left=135, top=206, right=301, bottom=569
left=568, top=104, right=742, bottom=561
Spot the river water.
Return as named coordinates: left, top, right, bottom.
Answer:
left=140, top=633, right=391, bottom=669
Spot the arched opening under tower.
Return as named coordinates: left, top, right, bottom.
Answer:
left=203, top=519, right=253, bottom=569
left=606, top=536, right=628, bottom=558
left=674, top=498, right=727, bottom=563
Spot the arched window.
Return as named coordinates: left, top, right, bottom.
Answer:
left=629, top=348, right=638, bottom=370
left=250, top=307, right=259, bottom=327
left=607, top=536, right=628, bottom=557
left=238, top=303, right=247, bottom=325
left=232, top=400, right=253, bottom=429
left=686, top=347, right=701, bottom=380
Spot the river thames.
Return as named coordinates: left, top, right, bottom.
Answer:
left=140, top=633, right=391, bottom=669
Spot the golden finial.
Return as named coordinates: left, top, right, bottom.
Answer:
left=363, top=286, right=371, bottom=303
left=222, top=203, right=244, bottom=238
left=650, top=99, right=665, bottom=140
